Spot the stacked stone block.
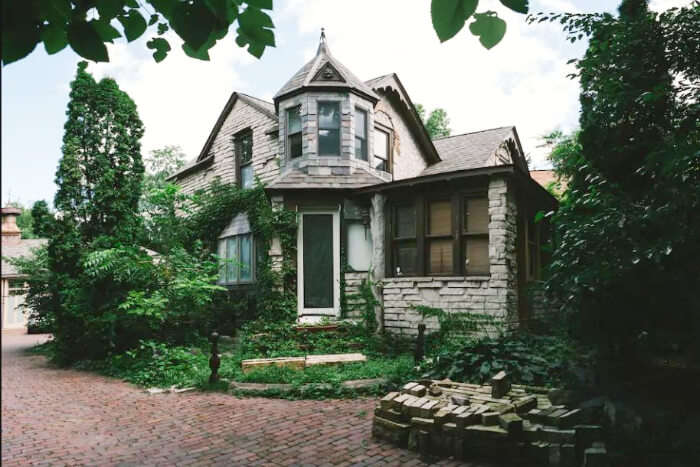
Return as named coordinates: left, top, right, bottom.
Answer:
left=372, top=375, right=608, bottom=466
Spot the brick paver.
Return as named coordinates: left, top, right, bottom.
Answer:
left=1, top=333, right=496, bottom=466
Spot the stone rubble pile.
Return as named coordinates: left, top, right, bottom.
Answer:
left=372, top=372, right=609, bottom=466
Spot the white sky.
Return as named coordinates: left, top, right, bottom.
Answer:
left=1, top=0, right=692, bottom=207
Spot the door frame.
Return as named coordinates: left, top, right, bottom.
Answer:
left=297, top=207, right=341, bottom=319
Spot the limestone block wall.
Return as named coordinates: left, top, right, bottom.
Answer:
left=343, top=271, right=367, bottom=320
left=176, top=98, right=279, bottom=196
left=381, top=175, right=519, bottom=336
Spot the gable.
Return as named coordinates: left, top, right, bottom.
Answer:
left=312, top=62, right=345, bottom=83
left=365, top=74, right=440, bottom=166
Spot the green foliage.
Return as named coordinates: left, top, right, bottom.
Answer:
left=345, top=279, right=379, bottom=334
left=30, top=201, right=54, bottom=238
left=430, top=0, right=528, bottom=48
left=2, top=1, right=275, bottom=65
left=7, top=245, right=53, bottom=332
left=415, top=104, right=452, bottom=140
left=420, top=332, right=590, bottom=387
left=533, top=2, right=700, bottom=361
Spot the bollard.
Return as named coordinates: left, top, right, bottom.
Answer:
left=414, top=323, right=426, bottom=365
left=209, top=331, right=220, bottom=384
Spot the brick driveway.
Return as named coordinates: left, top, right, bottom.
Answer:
left=1, top=333, right=494, bottom=466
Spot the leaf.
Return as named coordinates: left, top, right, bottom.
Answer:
left=91, top=20, right=122, bottom=43
left=171, top=2, right=218, bottom=51
left=118, top=10, right=148, bottom=42
left=245, top=0, right=273, bottom=9
left=499, top=0, right=528, bottom=14
left=97, top=0, right=124, bottom=20
left=149, top=14, right=159, bottom=26
left=40, top=24, right=68, bottom=54
left=469, top=11, right=507, bottom=49
left=147, top=37, right=171, bottom=62
left=2, top=20, right=41, bottom=65
left=205, top=0, right=239, bottom=23
left=431, top=0, right=478, bottom=43
left=182, top=42, right=211, bottom=61
left=67, top=21, right=109, bottom=62
left=534, top=211, right=545, bottom=223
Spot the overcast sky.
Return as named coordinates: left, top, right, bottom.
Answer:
left=1, top=0, right=690, bottom=208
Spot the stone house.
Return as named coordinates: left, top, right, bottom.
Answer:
left=170, top=34, right=557, bottom=334
left=1, top=207, right=47, bottom=332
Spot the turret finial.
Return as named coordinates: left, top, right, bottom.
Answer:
left=317, top=27, right=330, bottom=55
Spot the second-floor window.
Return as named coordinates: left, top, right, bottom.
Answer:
left=374, top=128, right=390, bottom=172
left=318, top=102, right=340, bottom=155
left=235, top=130, right=253, bottom=189
left=354, top=108, right=367, bottom=161
left=287, top=106, right=302, bottom=159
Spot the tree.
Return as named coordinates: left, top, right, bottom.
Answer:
left=416, top=104, right=452, bottom=139
left=48, top=61, right=145, bottom=362
left=540, top=1, right=700, bottom=362
left=2, top=0, right=528, bottom=66
left=30, top=200, right=54, bottom=238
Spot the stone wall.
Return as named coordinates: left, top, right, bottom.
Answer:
left=381, top=175, right=519, bottom=336
left=176, top=97, right=279, bottom=196
left=343, top=271, right=367, bottom=320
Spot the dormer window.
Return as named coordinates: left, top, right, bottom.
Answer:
left=287, top=106, right=302, bottom=159
left=354, top=108, right=367, bottom=161
left=318, top=102, right=340, bottom=156
left=234, top=129, right=253, bottom=189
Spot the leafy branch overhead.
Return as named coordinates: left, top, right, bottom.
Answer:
left=2, top=0, right=276, bottom=65
left=431, top=0, right=528, bottom=49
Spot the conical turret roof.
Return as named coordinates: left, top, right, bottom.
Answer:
left=274, top=30, right=379, bottom=106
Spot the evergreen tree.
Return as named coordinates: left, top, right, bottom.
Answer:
left=416, top=104, right=452, bottom=139
left=30, top=200, right=53, bottom=238
left=49, top=62, right=145, bottom=362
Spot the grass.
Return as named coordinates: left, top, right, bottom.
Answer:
left=32, top=320, right=419, bottom=399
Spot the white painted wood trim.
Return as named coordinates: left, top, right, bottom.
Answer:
left=297, top=207, right=341, bottom=318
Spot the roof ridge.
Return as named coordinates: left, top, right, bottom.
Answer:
left=433, top=126, right=514, bottom=141
left=238, top=92, right=273, bottom=106
left=364, top=73, right=394, bottom=84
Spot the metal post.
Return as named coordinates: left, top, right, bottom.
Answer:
left=209, top=331, right=220, bottom=384
left=414, top=323, right=426, bottom=365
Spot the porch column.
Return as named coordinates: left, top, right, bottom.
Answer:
left=370, top=193, right=386, bottom=334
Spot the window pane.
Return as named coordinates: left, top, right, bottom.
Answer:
left=226, top=237, right=238, bottom=283
left=347, top=223, right=372, bottom=271
left=289, top=133, right=302, bottom=158
left=465, top=237, right=489, bottom=275
left=319, top=129, right=340, bottom=155
left=428, top=239, right=453, bottom=274
left=355, top=109, right=366, bottom=138
left=237, top=134, right=252, bottom=164
left=241, top=164, right=253, bottom=189
left=429, top=200, right=452, bottom=235
left=240, top=234, right=252, bottom=281
left=218, top=240, right=226, bottom=283
left=287, top=107, right=301, bottom=134
left=395, top=241, right=417, bottom=275
left=319, top=102, right=340, bottom=129
left=465, top=198, right=489, bottom=233
left=374, top=129, right=388, bottom=171
left=355, top=136, right=367, bottom=160
left=395, top=205, right=415, bottom=238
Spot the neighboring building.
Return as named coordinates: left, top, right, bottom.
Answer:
left=530, top=169, right=567, bottom=196
left=1, top=207, right=47, bottom=331
left=170, top=34, right=557, bottom=333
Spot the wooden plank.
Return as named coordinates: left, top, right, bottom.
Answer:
left=241, top=357, right=306, bottom=373
left=305, top=353, right=367, bottom=366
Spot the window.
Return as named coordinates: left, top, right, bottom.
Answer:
left=287, top=106, right=302, bottom=159
left=318, top=102, right=340, bottom=155
left=427, top=200, right=453, bottom=274
left=374, top=128, right=390, bottom=172
left=392, top=205, right=417, bottom=275
left=235, top=130, right=253, bottom=189
left=346, top=222, right=372, bottom=271
left=389, top=194, right=490, bottom=277
left=354, top=108, right=367, bottom=161
left=463, top=197, right=489, bottom=275
left=218, top=234, right=254, bottom=284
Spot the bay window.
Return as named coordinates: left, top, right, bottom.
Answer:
left=218, top=213, right=255, bottom=285
left=318, top=102, right=340, bottom=155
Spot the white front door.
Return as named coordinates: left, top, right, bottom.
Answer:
left=297, top=208, right=340, bottom=319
